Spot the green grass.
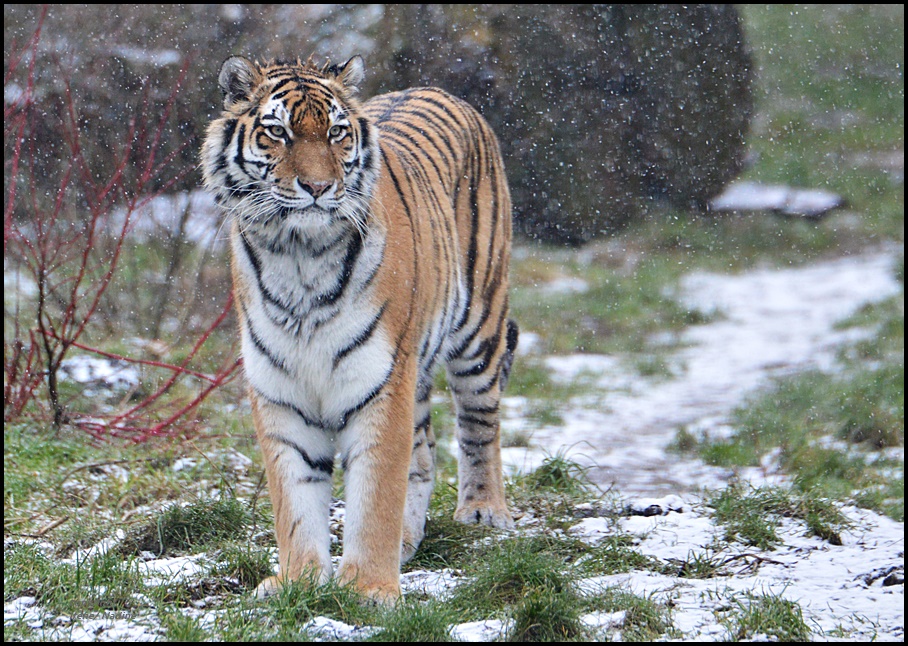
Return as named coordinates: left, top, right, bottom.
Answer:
left=663, top=547, right=726, bottom=580
left=4, top=425, right=96, bottom=531
left=207, top=542, right=277, bottom=590
left=721, top=592, right=812, bottom=642
left=0, top=424, right=883, bottom=642
left=508, top=588, right=588, bottom=642
left=368, top=598, right=461, bottom=642
left=504, top=356, right=602, bottom=429
left=513, top=451, right=597, bottom=499
left=159, top=610, right=211, bottom=642
left=120, top=496, right=254, bottom=557
left=3, top=447, right=634, bottom=641
left=740, top=5, right=903, bottom=238
left=508, top=452, right=606, bottom=531
left=709, top=483, right=852, bottom=550
left=402, top=482, right=492, bottom=572
left=449, top=536, right=579, bottom=616
left=577, top=534, right=663, bottom=577
left=509, top=251, right=716, bottom=358
left=584, top=587, right=675, bottom=641
left=4, top=542, right=146, bottom=617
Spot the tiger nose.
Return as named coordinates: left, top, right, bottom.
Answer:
left=296, top=179, right=332, bottom=198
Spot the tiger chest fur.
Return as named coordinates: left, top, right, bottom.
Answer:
left=232, top=220, right=397, bottom=432
left=202, top=55, right=517, bottom=603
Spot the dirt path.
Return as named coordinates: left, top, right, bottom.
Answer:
left=502, top=246, right=902, bottom=495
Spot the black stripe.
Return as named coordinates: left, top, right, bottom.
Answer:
left=415, top=413, right=431, bottom=432
left=377, top=108, right=462, bottom=170
left=462, top=403, right=500, bottom=415
left=448, top=305, right=491, bottom=360
left=269, top=87, right=294, bottom=103
left=454, top=146, right=481, bottom=333
left=268, top=78, right=297, bottom=97
left=272, top=434, right=334, bottom=474
left=449, top=365, right=501, bottom=397
left=333, top=302, right=387, bottom=368
left=359, top=119, right=373, bottom=159
left=377, top=124, right=450, bottom=185
left=380, top=155, right=422, bottom=357
left=242, top=307, right=289, bottom=373
left=336, top=360, right=394, bottom=430
left=298, top=475, right=330, bottom=484
left=213, top=118, right=238, bottom=175
left=458, top=436, right=496, bottom=448
left=313, top=232, right=362, bottom=308
left=240, top=232, right=290, bottom=314
left=499, top=319, right=519, bottom=391
left=233, top=122, right=249, bottom=169
left=254, top=389, right=328, bottom=432
left=415, top=369, right=436, bottom=403
left=458, top=414, right=496, bottom=429
left=451, top=359, right=487, bottom=379
left=471, top=366, right=504, bottom=396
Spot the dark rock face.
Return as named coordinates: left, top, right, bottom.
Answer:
left=373, top=5, right=753, bottom=244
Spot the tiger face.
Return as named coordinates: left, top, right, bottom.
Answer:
left=202, top=56, right=378, bottom=237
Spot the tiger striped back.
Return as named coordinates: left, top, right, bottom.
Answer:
left=201, top=56, right=516, bottom=603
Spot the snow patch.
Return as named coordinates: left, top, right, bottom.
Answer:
left=504, top=248, right=902, bottom=495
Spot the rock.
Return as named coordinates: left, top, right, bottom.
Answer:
left=709, top=181, right=845, bottom=219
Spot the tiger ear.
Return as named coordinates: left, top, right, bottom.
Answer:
left=334, top=56, right=365, bottom=94
left=218, top=56, right=262, bottom=108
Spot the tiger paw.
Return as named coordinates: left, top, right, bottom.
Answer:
left=254, top=574, right=284, bottom=600
left=454, top=502, right=515, bottom=529
left=254, top=563, right=330, bottom=600
left=336, top=562, right=401, bottom=606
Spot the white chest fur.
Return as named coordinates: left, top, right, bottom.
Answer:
left=232, top=220, right=391, bottom=433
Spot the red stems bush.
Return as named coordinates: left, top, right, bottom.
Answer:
left=4, top=8, right=239, bottom=439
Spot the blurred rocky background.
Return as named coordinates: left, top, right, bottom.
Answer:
left=4, top=4, right=752, bottom=245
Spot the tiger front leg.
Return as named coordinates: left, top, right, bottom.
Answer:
left=336, top=389, right=414, bottom=604
left=251, top=396, right=335, bottom=599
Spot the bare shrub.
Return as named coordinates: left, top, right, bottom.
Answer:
left=4, top=9, right=239, bottom=438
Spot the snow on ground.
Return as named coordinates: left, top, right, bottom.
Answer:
left=7, top=496, right=901, bottom=641
left=572, top=498, right=904, bottom=641
left=502, top=246, right=903, bottom=496
left=5, top=247, right=903, bottom=641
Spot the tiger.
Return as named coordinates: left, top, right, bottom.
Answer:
left=201, top=55, right=518, bottom=603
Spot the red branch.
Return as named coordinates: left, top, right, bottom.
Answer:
left=44, top=334, right=223, bottom=384
left=105, top=293, right=237, bottom=428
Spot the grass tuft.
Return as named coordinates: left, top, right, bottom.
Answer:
left=369, top=598, right=461, bottom=642
left=207, top=542, right=276, bottom=590
left=509, top=588, right=588, bottom=642
left=121, top=496, right=253, bottom=556
left=709, top=484, right=851, bottom=549
left=4, top=543, right=145, bottom=618
left=722, top=592, right=812, bottom=642
left=578, top=535, right=663, bottom=577
left=586, top=587, right=675, bottom=641
left=453, top=537, right=574, bottom=611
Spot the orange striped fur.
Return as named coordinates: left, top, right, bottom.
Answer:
left=202, top=56, right=517, bottom=602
